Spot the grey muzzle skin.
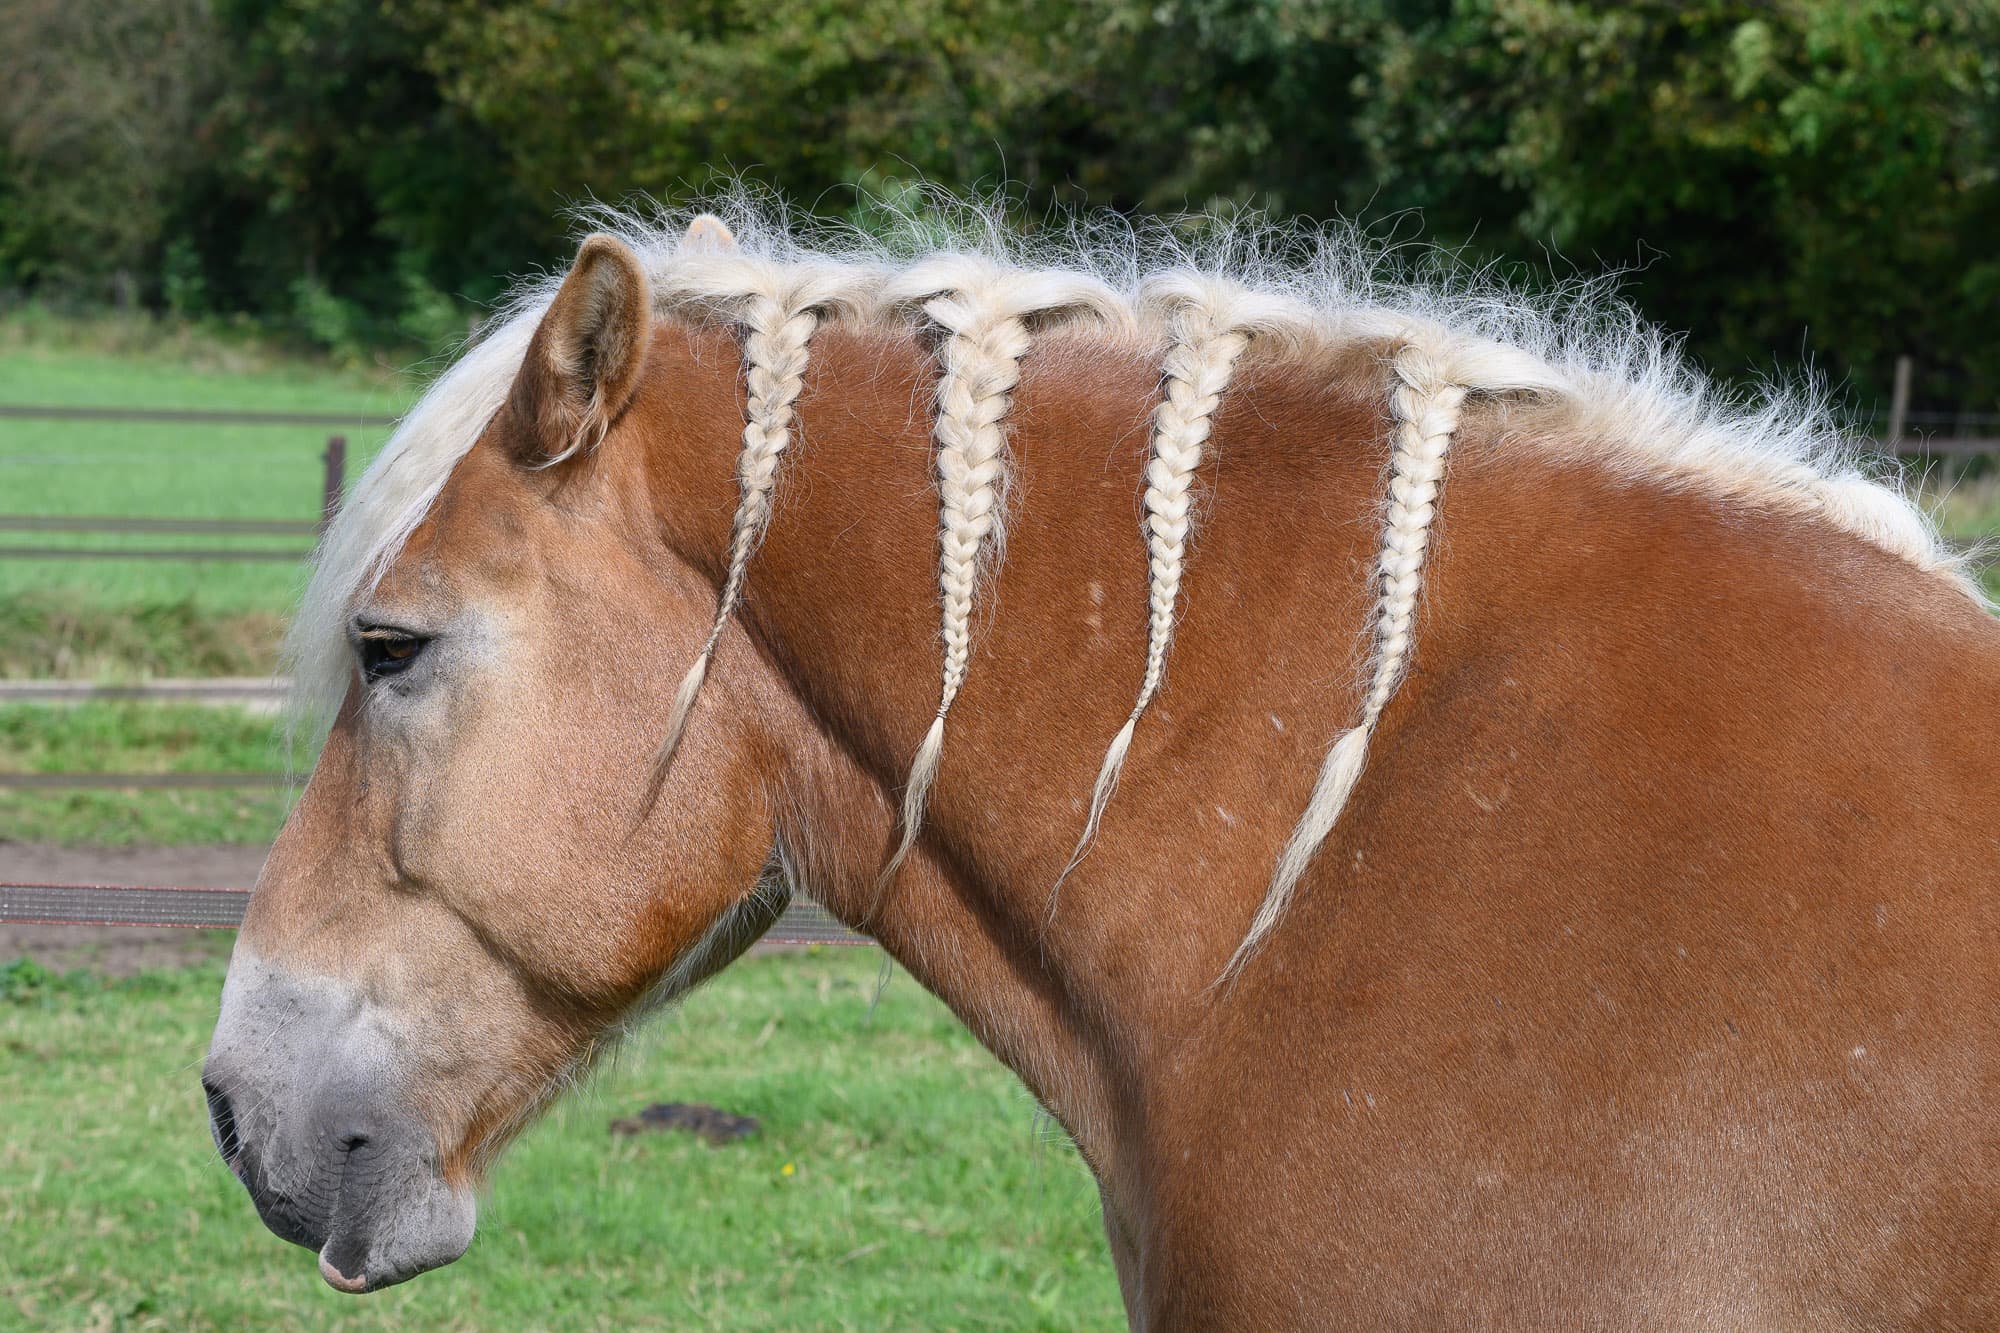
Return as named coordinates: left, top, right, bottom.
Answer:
left=202, top=953, right=476, bottom=1293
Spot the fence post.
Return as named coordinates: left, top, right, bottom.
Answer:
left=1887, top=355, right=1913, bottom=448
left=319, top=435, right=347, bottom=537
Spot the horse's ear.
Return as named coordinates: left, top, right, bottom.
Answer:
left=509, top=233, right=652, bottom=464
left=682, top=214, right=737, bottom=252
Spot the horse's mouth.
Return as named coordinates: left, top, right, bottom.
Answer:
left=202, top=956, right=478, bottom=1293
left=206, top=1079, right=475, bottom=1292
left=319, top=1251, right=373, bottom=1293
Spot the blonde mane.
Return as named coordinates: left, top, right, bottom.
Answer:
left=286, top=193, right=1981, bottom=961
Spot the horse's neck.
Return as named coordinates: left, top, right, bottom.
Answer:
left=636, top=314, right=1399, bottom=1147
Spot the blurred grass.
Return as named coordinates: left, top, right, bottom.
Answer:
left=0, top=321, right=412, bottom=613
left=0, top=788, right=294, bottom=845
left=0, top=703, right=281, bottom=773
left=0, top=948, right=1122, bottom=1330
left=0, top=593, right=284, bottom=680
left=0, top=703, right=297, bottom=845
left=0, top=307, right=420, bottom=395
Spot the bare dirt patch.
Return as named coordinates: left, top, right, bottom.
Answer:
left=0, top=842, right=265, bottom=975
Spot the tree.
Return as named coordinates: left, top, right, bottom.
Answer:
left=0, top=0, right=221, bottom=301
left=1351, top=0, right=2000, bottom=403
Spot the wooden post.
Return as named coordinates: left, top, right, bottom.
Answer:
left=1888, top=355, right=1913, bottom=448
left=319, top=435, right=347, bottom=536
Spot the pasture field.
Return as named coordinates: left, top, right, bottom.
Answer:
left=0, top=703, right=295, bottom=844
left=0, top=947, right=1123, bottom=1331
left=0, top=595, right=285, bottom=682
left=0, top=321, right=410, bottom=614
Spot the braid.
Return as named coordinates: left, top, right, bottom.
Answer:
left=1363, top=364, right=1463, bottom=724
left=932, top=291, right=1027, bottom=719
left=1056, top=299, right=1250, bottom=890
left=653, top=290, right=819, bottom=771
left=882, top=283, right=1032, bottom=878
left=1226, top=343, right=1468, bottom=975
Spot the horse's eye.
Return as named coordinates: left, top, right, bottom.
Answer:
left=360, top=633, right=428, bottom=682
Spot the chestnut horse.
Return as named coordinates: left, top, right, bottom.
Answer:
left=203, top=205, right=2000, bottom=1326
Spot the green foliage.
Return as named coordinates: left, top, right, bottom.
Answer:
left=395, top=261, right=472, bottom=353
left=1351, top=0, right=2000, bottom=403
left=0, top=956, right=99, bottom=1004
left=198, top=0, right=543, bottom=323
left=0, top=0, right=1995, bottom=407
left=414, top=0, right=1081, bottom=204
left=288, top=274, right=369, bottom=357
left=160, top=237, right=210, bottom=319
left=0, top=0, right=220, bottom=299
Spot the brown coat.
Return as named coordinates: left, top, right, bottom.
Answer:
left=212, top=236, right=2000, bottom=1325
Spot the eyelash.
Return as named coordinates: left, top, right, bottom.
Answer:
left=358, top=632, right=429, bottom=683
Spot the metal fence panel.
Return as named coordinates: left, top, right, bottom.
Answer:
left=0, top=881, right=871, bottom=945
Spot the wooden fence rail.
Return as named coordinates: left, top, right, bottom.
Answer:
left=0, top=679, right=287, bottom=705
left=0, top=515, right=319, bottom=536
left=0, top=513, right=321, bottom=561
left=1, top=403, right=360, bottom=547
left=0, top=405, right=395, bottom=428
left=1899, top=438, right=2000, bottom=457
left=0, top=546, right=314, bottom=562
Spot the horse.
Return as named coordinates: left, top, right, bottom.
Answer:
left=201, top=200, right=2000, bottom=1326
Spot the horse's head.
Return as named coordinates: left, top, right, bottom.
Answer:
left=201, top=233, right=791, bottom=1291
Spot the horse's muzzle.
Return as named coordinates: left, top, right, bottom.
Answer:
left=202, top=952, right=476, bottom=1292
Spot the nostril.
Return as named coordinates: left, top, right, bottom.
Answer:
left=203, top=1078, right=242, bottom=1164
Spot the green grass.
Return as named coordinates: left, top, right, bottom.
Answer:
left=0, top=703, right=283, bottom=773
left=0, top=787, right=295, bottom=847
left=0, top=949, right=1121, bottom=1330
left=0, top=321, right=415, bottom=613
left=0, top=703, right=297, bottom=845
left=0, top=307, right=421, bottom=393
left=0, top=594, right=285, bottom=681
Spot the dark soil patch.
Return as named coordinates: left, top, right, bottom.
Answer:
left=610, top=1102, right=761, bottom=1145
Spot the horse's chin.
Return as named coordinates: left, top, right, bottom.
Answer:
left=312, top=1185, right=477, bottom=1294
